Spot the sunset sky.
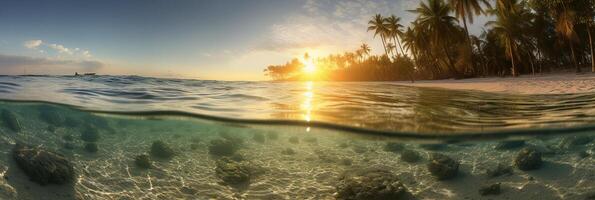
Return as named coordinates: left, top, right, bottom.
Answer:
left=0, top=0, right=488, bottom=80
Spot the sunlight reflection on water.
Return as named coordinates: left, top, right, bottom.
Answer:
left=1, top=75, right=595, bottom=133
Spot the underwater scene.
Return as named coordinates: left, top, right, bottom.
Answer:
left=0, top=76, right=593, bottom=200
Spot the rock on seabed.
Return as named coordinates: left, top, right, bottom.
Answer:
left=335, top=168, right=413, bottom=200
left=514, top=148, right=542, bottom=171
left=13, top=144, right=75, bottom=185
left=427, top=153, right=459, bottom=180
left=150, top=141, right=175, bottom=159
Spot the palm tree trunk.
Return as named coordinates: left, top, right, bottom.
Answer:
left=529, top=54, right=535, bottom=76
left=537, top=49, right=543, bottom=74
left=462, top=16, right=475, bottom=75
left=441, top=42, right=458, bottom=78
left=508, top=40, right=516, bottom=77
left=588, top=22, right=595, bottom=73
left=569, top=41, right=580, bottom=73
left=380, top=35, right=389, bottom=56
left=394, top=36, right=405, bottom=56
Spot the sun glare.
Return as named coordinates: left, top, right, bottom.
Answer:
left=303, top=61, right=316, bottom=74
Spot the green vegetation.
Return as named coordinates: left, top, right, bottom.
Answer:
left=265, top=0, right=595, bottom=81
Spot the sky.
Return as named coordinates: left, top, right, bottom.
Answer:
left=0, top=0, right=490, bottom=80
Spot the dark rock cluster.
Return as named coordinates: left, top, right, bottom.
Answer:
left=514, top=147, right=542, bottom=171
left=335, top=168, right=412, bottom=200
left=13, top=144, right=75, bottom=185
left=427, top=153, right=459, bottom=180
left=215, top=158, right=251, bottom=187
left=401, top=149, right=421, bottom=163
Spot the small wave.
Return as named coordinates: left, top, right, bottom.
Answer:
left=1, top=75, right=595, bottom=133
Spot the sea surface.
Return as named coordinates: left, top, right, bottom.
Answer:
left=0, top=75, right=593, bottom=199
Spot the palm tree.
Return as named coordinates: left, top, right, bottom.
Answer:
left=368, top=14, right=390, bottom=56
left=355, top=49, right=364, bottom=63
left=588, top=1, right=595, bottom=72
left=554, top=7, right=580, bottom=73
left=386, top=43, right=397, bottom=58
left=486, top=0, right=532, bottom=77
left=385, top=15, right=406, bottom=56
left=589, top=20, right=595, bottom=73
left=411, top=0, right=461, bottom=77
left=401, top=27, right=417, bottom=58
left=449, top=0, right=491, bottom=72
left=360, top=43, right=371, bottom=60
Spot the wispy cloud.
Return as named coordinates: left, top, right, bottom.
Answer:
left=24, top=40, right=43, bottom=49
left=257, top=0, right=419, bottom=54
left=0, top=54, right=104, bottom=74
left=23, top=39, right=92, bottom=58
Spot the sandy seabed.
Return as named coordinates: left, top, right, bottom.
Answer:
left=0, top=102, right=592, bottom=200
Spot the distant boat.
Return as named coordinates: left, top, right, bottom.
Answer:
left=75, top=72, right=97, bottom=76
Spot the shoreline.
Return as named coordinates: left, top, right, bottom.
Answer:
left=393, top=72, right=595, bottom=95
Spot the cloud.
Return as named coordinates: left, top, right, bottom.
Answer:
left=0, top=54, right=104, bottom=74
left=47, top=43, right=72, bottom=55
left=23, top=39, right=93, bottom=58
left=24, top=40, right=43, bottom=49
left=257, top=0, right=425, bottom=54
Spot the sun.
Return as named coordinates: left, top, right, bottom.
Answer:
left=303, top=61, right=316, bottom=74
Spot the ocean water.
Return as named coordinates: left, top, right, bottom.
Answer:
left=0, top=75, right=593, bottom=199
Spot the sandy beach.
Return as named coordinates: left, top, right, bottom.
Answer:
left=395, top=72, right=595, bottom=95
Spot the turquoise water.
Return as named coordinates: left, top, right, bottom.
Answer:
left=0, top=75, right=593, bottom=199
